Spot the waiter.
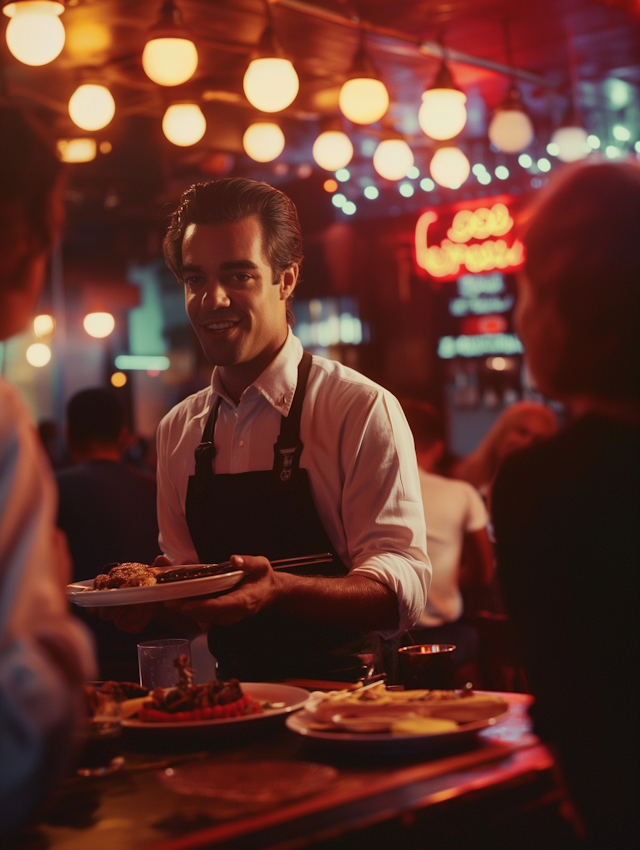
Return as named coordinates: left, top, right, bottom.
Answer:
left=150, top=178, right=430, bottom=681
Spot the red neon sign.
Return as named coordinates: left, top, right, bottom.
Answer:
left=415, top=202, right=525, bottom=279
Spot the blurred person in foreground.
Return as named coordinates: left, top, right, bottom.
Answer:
left=492, top=161, right=640, bottom=848
left=452, top=400, right=558, bottom=499
left=110, top=178, right=430, bottom=681
left=401, top=400, right=493, bottom=669
left=0, top=106, right=95, bottom=835
left=56, top=389, right=172, bottom=681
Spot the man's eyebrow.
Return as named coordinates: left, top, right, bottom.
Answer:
left=219, top=260, right=259, bottom=270
left=180, top=264, right=204, bottom=274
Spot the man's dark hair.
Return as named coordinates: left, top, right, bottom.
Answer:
left=400, top=399, right=445, bottom=452
left=522, top=160, right=640, bottom=404
left=163, top=178, right=303, bottom=325
left=0, top=104, right=62, bottom=290
left=67, top=389, right=126, bottom=449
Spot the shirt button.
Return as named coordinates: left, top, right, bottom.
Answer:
left=238, top=440, right=244, bottom=447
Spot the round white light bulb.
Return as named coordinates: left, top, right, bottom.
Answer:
left=162, top=103, right=206, bottom=146
left=243, top=122, right=285, bottom=162
left=551, top=125, right=589, bottom=163
left=68, top=84, right=115, bottom=131
left=339, top=77, right=389, bottom=125
left=430, top=146, right=470, bottom=189
left=418, top=88, right=467, bottom=140
left=4, top=1, right=65, bottom=67
left=56, top=138, right=97, bottom=162
left=372, top=139, right=414, bottom=181
left=312, top=131, right=354, bottom=171
left=83, top=312, right=115, bottom=339
left=488, top=108, right=534, bottom=153
left=33, top=313, right=55, bottom=337
left=142, top=37, right=198, bottom=86
left=243, top=57, right=299, bottom=113
left=26, top=342, right=52, bottom=367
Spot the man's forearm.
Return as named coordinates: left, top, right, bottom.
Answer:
left=272, top=573, right=399, bottom=631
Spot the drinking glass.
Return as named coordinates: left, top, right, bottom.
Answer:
left=397, top=644, right=456, bottom=690
left=138, top=638, right=191, bottom=690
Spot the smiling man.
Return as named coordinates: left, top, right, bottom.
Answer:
left=155, top=178, right=430, bottom=681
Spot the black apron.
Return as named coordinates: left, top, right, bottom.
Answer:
left=184, top=351, right=379, bottom=681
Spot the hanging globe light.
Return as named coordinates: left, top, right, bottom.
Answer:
left=3, top=1, right=65, bottom=67
left=242, top=6, right=298, bottom=113
left=142, top=1, right=197, bottom=86
left=243, top=57, right=298, bottom=113
left=551, top=124, right=589, bottom=163
left=338, top=33, right=389, bottom=125
left=373, top=138, right=414, bottom=181
left=26, top=342, right=52, bottom=367
left=68, top=84, right=115, bottom=131
left=162, top=102, right=206, bottom=146
left=430, top=146, right=470, bottom=189
left=488, top=87, right=534, bottom=153
left=312, top=130, right=353, bottom=171
left=243, top=122, right=285, bottom=162
left=83, top=312, right=115, bottom=339
left=418, top=61, right=467, bottom=140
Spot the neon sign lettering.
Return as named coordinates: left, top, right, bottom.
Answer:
left=415, top=203, right=525, bottom=279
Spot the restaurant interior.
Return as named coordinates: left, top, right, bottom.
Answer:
left=1, top=1, right=639, bottom=849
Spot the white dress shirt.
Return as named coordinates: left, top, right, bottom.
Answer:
left=156, top=330, right=431, bottom=635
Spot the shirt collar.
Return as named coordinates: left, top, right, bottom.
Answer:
left=210, top=329, right=303, bottom=417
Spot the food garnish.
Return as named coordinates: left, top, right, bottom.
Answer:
left=127, top=655, right=263, bottom=723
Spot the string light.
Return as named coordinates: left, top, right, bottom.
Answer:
left=323, top=179, right=338, bottom=193
left=488, top=87, right=534, bottom=153
left=142, top=1, right=197, bottom=86
left=3, top=1, right=65, bottom=66
left=430, top=146, right=470, bottom=189
left=418, top=61, right=467, bottom=141
left=26, top=342, right=52, bottom=367
left=312, top=131, right=353, bottom=171
left=551, top=125, right=589, bottom=162
left=373, top=139, right=414, bottom=181
left=162, top=103, right=206, bottom=146
left=110, top=372, right=127, bottom=387
left=68, top=84, right=115, bottom=131
left=83, top=312, right=115, bottom=338
left=242, top=122, right=285, bottom=162
left=33, top=314, right=55, bottom=337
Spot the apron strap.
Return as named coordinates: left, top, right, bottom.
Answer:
left=193, top=396, right=221, bottom=494
left=273, top=350, right=312, bottom=486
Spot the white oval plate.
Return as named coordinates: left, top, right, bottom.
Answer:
left=66, top=570, right=244, bottom=607
left=122, top=683, right=309, bottom=738
left=285, top=702, right=509, bottom=756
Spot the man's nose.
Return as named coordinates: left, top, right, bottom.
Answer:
left=202, top=281, right=231, bottom=309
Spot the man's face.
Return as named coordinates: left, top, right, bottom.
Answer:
left=181, top=216, right=296, bottom=372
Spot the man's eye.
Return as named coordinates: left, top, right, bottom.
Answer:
left=184, top=276, right=205, bottom=290
left=228, top=273, right=251, bottom=284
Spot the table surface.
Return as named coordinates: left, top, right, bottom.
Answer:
left=10, top=690, right=558, bottom=850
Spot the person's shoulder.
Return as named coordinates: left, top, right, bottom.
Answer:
left=310, top=354, right=392, bottom=405
left=158, top=387, right=211, bottom=434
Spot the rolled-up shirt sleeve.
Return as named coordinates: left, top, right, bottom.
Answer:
left=331, top=385, right=431, bottom=635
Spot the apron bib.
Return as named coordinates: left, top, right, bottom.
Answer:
left=185, top=351, right=378, bottom=681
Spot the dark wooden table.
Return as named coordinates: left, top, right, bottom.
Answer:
left=10, top=692, right=577, bottom=850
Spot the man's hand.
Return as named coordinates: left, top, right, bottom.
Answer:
left=165, top=555, right=277, bottom=627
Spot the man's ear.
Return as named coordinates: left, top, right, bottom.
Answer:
left=279, top=264, right=299, bottom=301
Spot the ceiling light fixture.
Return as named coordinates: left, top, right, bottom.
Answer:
left=430, top=146, right=470, bottom=189
left=243, top=122, right=285, bottom=162
left=488, top=19, right=534, bottom=154
left=162, top=102, right=206, bottom=146
left=338, top=28, right=389, bottom=125
left=312, top=129, right=353, bottom=171
left=142, top=0, right=197, bottom=86
left=68, top=83, right=115, bottom=131
left=418, top=58, right=467, bottom=140
left=56, top=137, right=97, bottom=162
left=372, top=125, right=414, bottom=181
left=3, top=1, right=65, bottom=66
left=549, top=29, right=589, bottom=163
left=243, top=1, right=298, bottom=113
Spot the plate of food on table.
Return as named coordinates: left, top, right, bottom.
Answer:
left=286, top=681, right=510, bottom=755
left=116, top=656, right=309, bottom=738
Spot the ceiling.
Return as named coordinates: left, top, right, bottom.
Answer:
left=2, top=0, right=638, bottom=258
